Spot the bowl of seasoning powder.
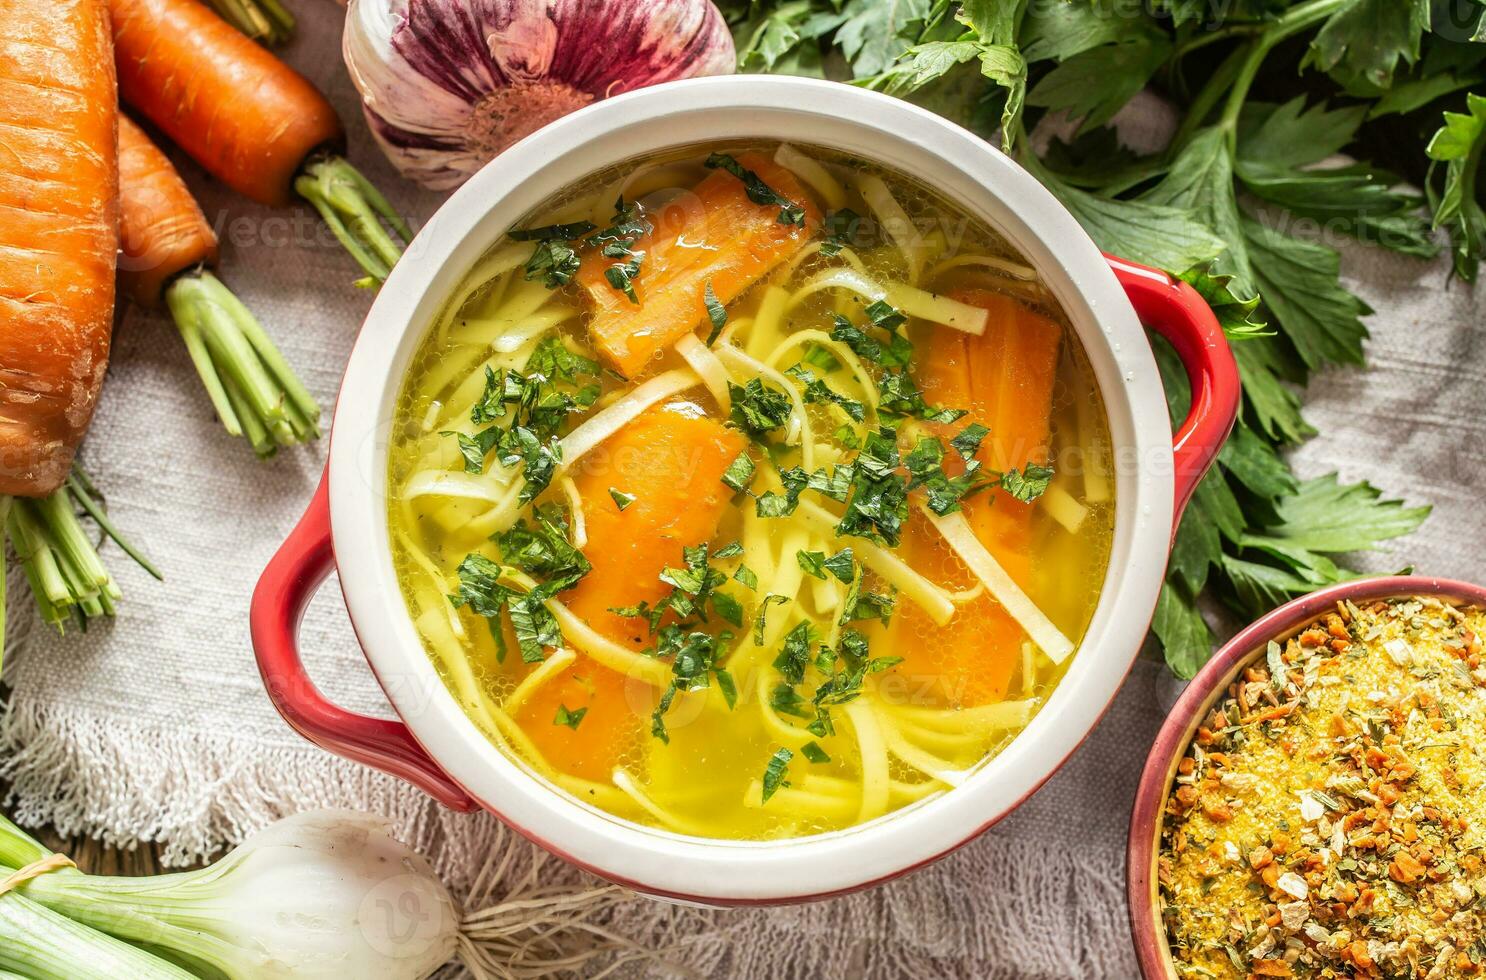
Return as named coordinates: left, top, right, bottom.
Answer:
left=1128, top=576, right=1486, bottom=979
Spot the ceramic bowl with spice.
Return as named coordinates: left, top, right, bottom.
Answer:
left=1128, top=576, right=1486, bottom=978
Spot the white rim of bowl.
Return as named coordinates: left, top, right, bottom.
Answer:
left=329, top=75, right=1174, bottom=902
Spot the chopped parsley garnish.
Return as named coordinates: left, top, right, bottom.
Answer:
left=1000, top=463, right=1055, bottom=503
left=509, top=220, right=595, bottom=288
left=753, top=593, right=789, bottom=644
left=704, top=152, right=806, bottom=226
left=950, top=422, right=990, bottom=459
left=649, top=624, right=733, bottom=743
left=448, top=506, right=590, bottom=664
left=796, top=547, right=855, bottom=583
left=733, top=564, right=759, bottom=590
left=713, top=540, right=745, bottom=559
left=591, top=197, right=651, bottom=303
left=877, top=370, right=965, bottom=424
left=608, top=488, right=635, bottom=511
left=835, top=427, right=910, bottom=546
left=703, top=280, right=727, bottom=346
left=755, top=465, right=808, bottom=518
left=772, top=621, right=815, bottom=684
left=801, top=741, right=831, bottom=764
left=786, top=365, right=866, bottom=422
left=796, top=550, right=828, bottom=580
left=729, top=378, right=793, bottom=438
left=760, top=747, right=794, bottom=803
left=819, top=208, right=862, bottom=258
left=905, top=435, right=988, bottom=516
left=829, top=313, right=913, bottom=369
left=721, top=451, right=756, bottom=492
left=553, top=704, right=587, bottom=729
left=446, top=338, right=600, bottom=502
left=801, top=344, right=842, bottom=373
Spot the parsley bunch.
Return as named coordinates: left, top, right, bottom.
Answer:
left=720, top=0, right=1443, bottom=675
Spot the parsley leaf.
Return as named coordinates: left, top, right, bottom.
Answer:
left=704, top=280, right=728, bottom=345
left=609, top=488, right=635, bottom=511
left=705, top=152, right=806, bottom=225
left=761, top=747, right=793, bottom=802
left=553, top=704, right=587, bottom=729
left=999, top=463, right=1054, bottom=503
left=729, top=378, right=794, bottom=437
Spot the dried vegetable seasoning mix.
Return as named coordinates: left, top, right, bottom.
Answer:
left=1160, top=597, right=1486, bottom=979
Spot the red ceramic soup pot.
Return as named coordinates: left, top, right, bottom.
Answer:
left=251, top=76, right=1241, bottom=905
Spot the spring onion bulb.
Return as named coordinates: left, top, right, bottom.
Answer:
left=920, top=506, right=1074, bottom=663
left=1, top=810, right=458, bottom=979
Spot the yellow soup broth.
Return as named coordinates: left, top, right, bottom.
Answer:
left=387, top=142, right=1115, bottom=839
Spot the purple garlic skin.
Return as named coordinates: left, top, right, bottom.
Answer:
left=345, top=0, right=737, bottom=189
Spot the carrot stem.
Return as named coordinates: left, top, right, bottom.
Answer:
left=164, top=270, right=322, bottom=456
left=66, top=470, right=162, bottom=582
left=1, top=473, right=159, bottom=633
left=293, top=156, right=410, bottom=284
left=202, top=0, right=294, bottom=44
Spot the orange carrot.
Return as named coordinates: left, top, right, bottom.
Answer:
left=117, top=114, right=217, bottom=308
left=517, top=400, right=746, bottom=780
left=114, top=114, right=320, bottom=454
left=888, top=290, right=1062, bottom=706
left=111, top=0, right=339, bottom=209
left=109, top=0, right=408, bottom=281
left=576, top=153, right=820, bottom=377
left=0, top=0, right=118, bottom=497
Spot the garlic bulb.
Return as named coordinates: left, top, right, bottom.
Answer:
left=344, top=0, right=737, bottom=189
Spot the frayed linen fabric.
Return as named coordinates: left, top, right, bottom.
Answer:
left=2, top=7, right=1482, bottom=978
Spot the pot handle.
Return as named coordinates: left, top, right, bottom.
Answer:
left=249, top=471, right=477, bottom=811
left=1106, top=254, right=1240, bottom=532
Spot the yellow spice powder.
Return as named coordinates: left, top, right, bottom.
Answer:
left=1160, top=596, right=1486, bottom=979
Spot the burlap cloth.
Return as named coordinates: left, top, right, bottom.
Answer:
left=2, top=6, right=1480, bottom=977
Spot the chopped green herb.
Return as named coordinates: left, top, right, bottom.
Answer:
left=704, top=280, right=728, bottom=346
left=950, top=422, right=990, bottom=460
left=796, top=550, right=828, bottom=580
left=801, top=741, right=831, bottom=764
left=734, top=564, right=759, bottom=590
left=705, top=152, right=806, bottom=226
left=553, top=704, right=587, bottom=729
left=714, top=540, right=745, bottom=560
left=753, top=593, right=789, bottom=644
left=591, top=197, right=651, bottom=303
left=721, top=451, right=757, bottom=491
left=773, top=621, right=815, bottom=684
left=836, top=428, right=910, bottom=546
left=510, top=221, right=595, bottom=289
left=715, top=668, right=738, bottom=710
left=822, top=548, right=856, bottom=583
left=608, top=488, right=636, bottom=511
left=729, top=378, right=794, bottom=437
left=1000, top=462, right=1055, bottom=502
left=820, top=208, right=862, bottom=257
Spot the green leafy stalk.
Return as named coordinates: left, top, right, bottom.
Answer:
left=2, top=470, right=159, bottom=633
left=164, top=270, right=321, bottom=457
left=293, top=156, right=411, bottom=285
left=201, top=0, right=294, bottom=45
